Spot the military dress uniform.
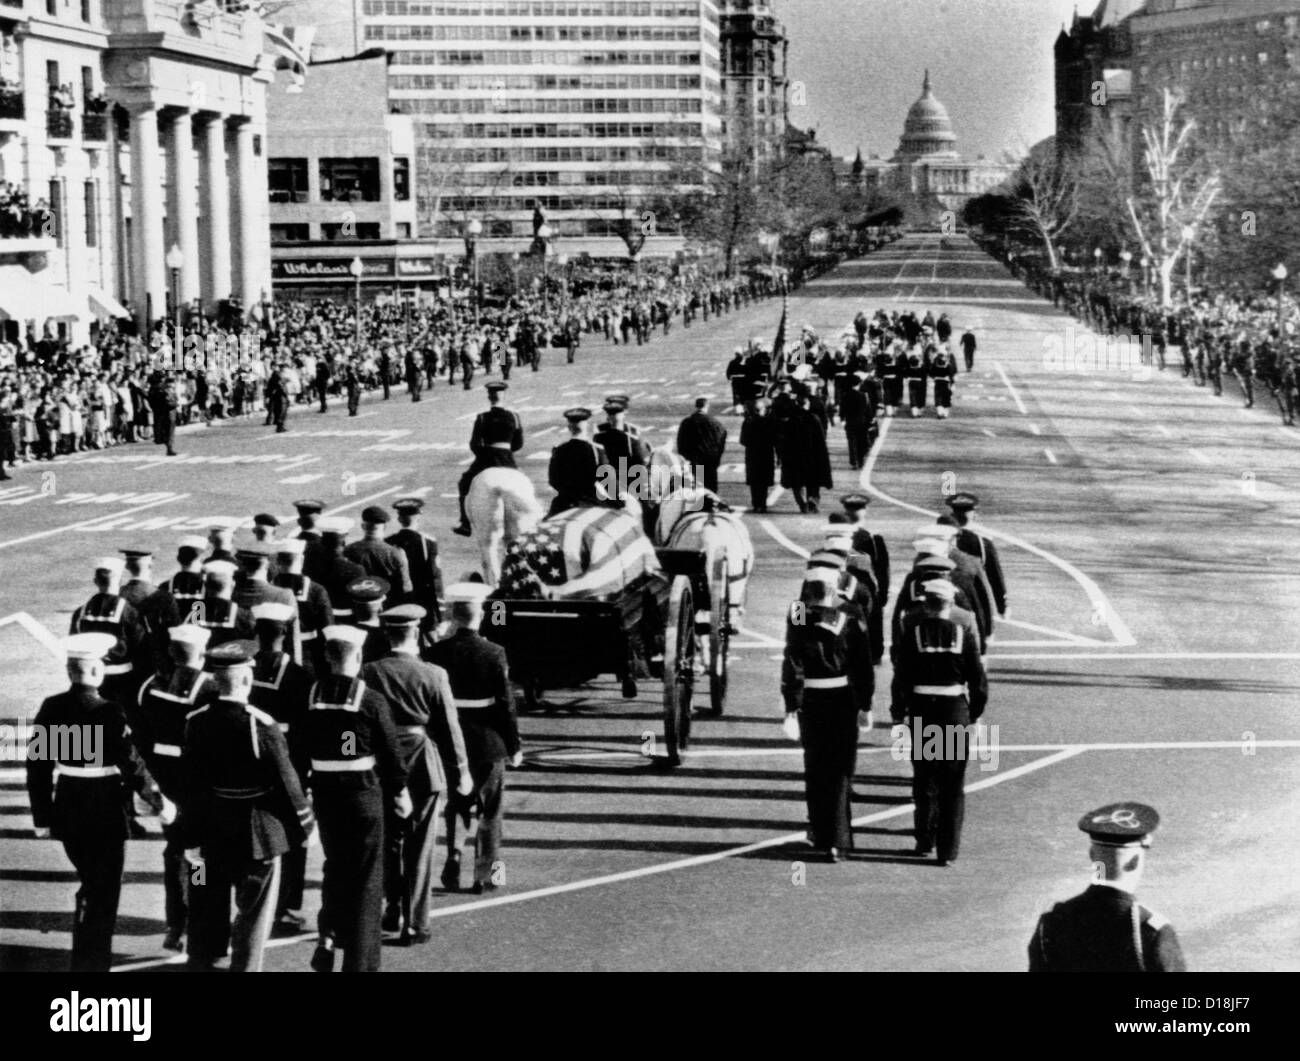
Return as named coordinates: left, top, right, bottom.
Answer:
left=345, top=517, right=413, bottom=601
left=363, top=607, right=470, bottom=931
left=1029, top=802, right=1187, bottom=972
left=929, top=345, right=958, bottom=418
left=890, top=583, right=988, bottom=865
left=424, top=606, right=521, bottom=892
left=131, top=631, right=215, bottom=947
left=386, top=498, right=444, bottom=623
left=26, top=634, right=163, bottom=971
left=456, top=386, right=524, bottom=532
left=182, top=642, right=315, bottom=972
left=876, top=345, right=903, bottom=414
left=781, top=586, right=874, bottom=857
left=303, top=638, right=407, bottom=972
left=547, top=409, right=609, bottom=517
left=273, top=545, right=335, bottom=676
left=70, top=583, right=149, bottom=711
left=904, top=345, right=930, bottom=416
left=593, top=397, right=651, bottom=504
left=946, top=493, right=1008, bottom=620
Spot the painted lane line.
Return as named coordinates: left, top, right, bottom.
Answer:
left=1154, top=424, right=1173, bottom=438
left=1043, top=448, right=1058, bottom=465
left=531, top=426, right=559, bottom=439
left=990, top=651, right=1300, bottom=661
left=0, top=612, right=64, bottom=659
left=113, top=748, right=1084, bottom=971
left=1028, top=424, right=1041, bottom=436
left=981, top=429, right=997, bottom=439
left=862, top=420, right=1135, bottom=647
left=757, top=520, right=811, bottom=559
left=324, top=486, right=402, bottom=517
left=1188, top=448, right=1212, bottom=465
left=993, top=361, right=1028, bottom=414
left=998, top=617, right=1100, bottom=647
left=274, top=455, right=322, bottom=474
left=0, top=494, right=189, bottom=552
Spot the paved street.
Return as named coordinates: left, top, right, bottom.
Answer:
left=3, top=234, right=1299, bottom=972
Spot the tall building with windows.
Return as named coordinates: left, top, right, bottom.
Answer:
left=1054, top=0, right=1139, bottom=162
left=718, top=0, right=787, bottom=166
left=357, top=0, right=723, bottom=259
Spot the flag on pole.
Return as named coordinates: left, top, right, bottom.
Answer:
left=769, top=299, right=788, bottom=381
left=263, top=22, right=315, bottom=93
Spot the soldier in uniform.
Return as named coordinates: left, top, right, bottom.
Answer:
left=929, top=342, right=957, bottom=419
left=676, top=397, right=728, bottom=494
left=27, top=633, right=163, bottom=971
left=69, top=556, right=148, bottom=713
left=404, top=346, right=423, bottom=402
left=1029, top=802, right=1186, bottom=972
left=192, top=559, right=255, bottom=648
left=207, top=524, right=237, bottom=565
left=781, top=571, right=874, bottom=861
left=594, top=395, right=651, bottom=506
left=453, top=381, right=524, bottom=538
left=239, top=602, right=313, bottom=933
left=726, top=347, right=749, bottom=411
left=345, top=506, right=413, bottom=600
left=250, top=512, right=280, bottom=547
left=546, top=407, right=609, bottom=517
left=233, top=543, right=299, bottom=653
left=148, top=369, right=179, bottom=456
left=265, top=363, right=290, bottom=433
left=876, top=340, right=903, bottom=416
left=273, top=538, right=333, bottom=677
left=140, top=535, right=210, bottom=669
left=308, top=517, right=367, bottom=611
left=425, top=583, right=523, bottom=892
left=131, top=624, right=214, bottom=951
left=304, top=625, right=408, bottom=973
left=839, top=373, right=874, bottom=471
left=823, top=522, right=884, bottom=666
left=904, top=342, right=929, bottom=418
left=890, top=579, right=987, bottom=865
left=345, top=576, right=393, bottom=663
left=292, top=499, right=325, bottom=543
left=945, top=493, right=1008, bottom=621
left=344, top=360, right=362, bottom=417
left=364, top=605, right=471, bottom=939
left=387, top=497, right=443, bottom=623
left=118, top=548, right=157, bottom=610
left=840, top=495, right=889, bottom=607
left=181, top=639, right=315, bottom=971
left=740, top=389, right=777, bottom=514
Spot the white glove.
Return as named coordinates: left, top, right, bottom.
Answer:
left=33, top=826, right=50, bottom=840
left=393, top=787, right=413, bottom=820
left=456, top=772, right=474, bottom=798
left=305, top=823, right=320, bottom=849
left=184, top=848, right=204, bottom=868
left=782, top=713, right=801, bottom=742
left=509, top=751, right=524, bottom=768
left=857, top=710, right=873, bottom=733
left=159, top=796, right=178, bottom=826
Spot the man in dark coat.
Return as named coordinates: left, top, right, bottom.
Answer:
left=675, top=397, right=727, bottom=493
left=777, top=392, right=832, bottom=513
left=739, top=393, right=777, bottom=513
left=148, top=369, right=178, bottom=456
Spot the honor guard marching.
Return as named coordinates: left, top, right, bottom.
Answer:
left=158, top=536, right=209, bottom=610
left=1029, top=803, right=1186, bottom=972
left=363, top=605, right=471, bottom=940
left=822, top=523, right=884, bottom=666
left=246, top=602, right=314, bottom=931
left=308, top=518, right=367, bottom=610
left=547, top=407, right=609, bottom=517
left=893, top=527, right=994, bottom=650
left=781, top=569, right=874, bottom=861
left=293, top=498, right=325, bottom=542
left=453, top=380, right=525, bottom=538
left=131, top=624, right=215, bottom=951
left=206, top=524, right=237, bottom=565
left=26, top=633, right=163, bottom=971
left=425, top=583, right=523, bottom=893
left=118, top=548, right=156, bottom=609
left=840, top=495, right=890, bottom=610
left=273, top=537, right=334, bottom=676
left=304, top=625, right=408, bottom=973
left=344, top=506, right=413, bottom=601
left=890, top=579, right=987, bottom=865
left=593, top=395, right=651, bottom=503
left=929, top=343, right=957, bottom=418
left=876, top=340, right=903, bottom=416
left=181, top=640, right=315, bottom=971
left=345, top=576, right=393, bottom=663
left=945, top=493, right=1008, bottom=621
left=905, top=342, right=929, bottom=417
left=69, top=556, right=148, bottom=710
left=839, top=373, right=874, bottom=471
left=192, top=559, right=255, bottom=647
left=233, top=542, right=300, bottom=657
left=386, top=497, right=444, bottom=623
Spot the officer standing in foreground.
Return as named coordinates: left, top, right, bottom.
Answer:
left=387, top=497, right=443, bottom=624
left=131, top=624, right=214, bottom=951
left=1029, top=803, right=1186, bottom=972
left=781, top=571, right=874, bottom=862
left=425, top=583, right=523, bottom=893
left=27, top=633, right=163, bottom=971
left=453, top=381, right=524, bottom=538
left=546, top=407, right=608, bottom=517
left=945, top=493, right=1008, bottom=621
left=181, top=640, right=315, bottom=972
left=364, top=605, right=471, bottom=939
left=890, top=579, right=987, bottom=866
left=304, top=625, right=408, bottom=973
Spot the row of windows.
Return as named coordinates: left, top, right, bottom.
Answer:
left=366, top=46, right=715, bottom=67
left=268, top=158, right=412, bottom=203
left=365, top=23, right=706, bottom=42
left=426, top=120, right=703, bottom=138
left=394, top=97, right=704, bottom=115
left=448, top=168, right=678, bottom=186
left=362, top=2, right=709, bottom=18
left=422, top=143, right=702, bottom=163
left=430, top=215, right=683, bottom=238
left=389, top=71, right=705, bottom=91
left=1134, top=14, right=1300, bottom=51
left=439, top=195, right=687, bottom=217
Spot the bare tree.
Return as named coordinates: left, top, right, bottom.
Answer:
left=999, top=141, right=1079, bottom=272
left=1123, top=89, right=1221, bottom=308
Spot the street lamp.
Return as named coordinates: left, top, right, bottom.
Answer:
left=510, top=251, right=520, bottom=297
left=165, top=243, right=183, bottom=365
left=465, top=218, right=482, bottom=326
left=1181, top=224, right=1196, bottom=303
left=1119, top=248, right=1132, bottom=284
left=348, top=256, right=363, bottom=348
left=1093, top=247, right=1103, bottom=275
left=1140, top=256, right=1151, bottom=299
left=1273, top=263, right=1288, bottom=337
left=537, top=222, right=553, bottom=311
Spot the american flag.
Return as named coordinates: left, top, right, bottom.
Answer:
left=498, top=505, right=661, bottom=601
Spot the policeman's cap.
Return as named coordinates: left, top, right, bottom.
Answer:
left=251, top=602, right=294, bottom=626
left=119, top=547, right=153, bottom=560
left=253, top=512, right=281, bottom=528
left=347, top=576, right=390, bottom=603
left=485, top=381, right=508, bottom=394
left=1079, top=802, right=1160, bottom=848
left=946, top=492, right=980, bottom=511
left=293, top=499, right=325, bottom=515
left=563, top=407, right=592, bottom=423
left=840, top=494, right=871, bottom=512
left=65, top=632, right=117, bottom=662
left=393, top=497, right=425, bottom=515
left=205, top=639, right=257, bottom=670
left=380, top=604, right=427, bottom=627
left=360, top=505, right=391, bottom=526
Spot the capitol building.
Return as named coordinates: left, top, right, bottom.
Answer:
left=839, top=71, right=1014, bottom=226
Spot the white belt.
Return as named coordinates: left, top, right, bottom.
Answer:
left=311, top=755, right=376, bottom=772
left=55, top=763, right=121, bottom=779
left=103, top=662, right=133, bottom=676
left=455, top=697, right=493, bottom=709
left=153, top=743, right=182, bottom=758
left=804, top=676, right=849, bottom=690
left=488, top=442, right=512, bottom=449
left=913, top=684, right=967, bottom=697
left=300, top=630, right=317, bottom=641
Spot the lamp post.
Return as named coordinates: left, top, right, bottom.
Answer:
left=1273, top=263, right=1288, bottom=339
left=1181, top=223, right=1196, bottom=304
left=1093, top=247, right=1103, bottom=276
left=1140, top=256, right=1151, bottom=300
left=348, top=256, right=363, bottom=349
left=165, top=243, right=183, bottom=367
left=1119, top=249, right=1132, bottom=292
left=464, top=217, right=482, bottom=326
left=510, top=251, right=520, bottom=298
left=537, top=222, right=553, bottom=312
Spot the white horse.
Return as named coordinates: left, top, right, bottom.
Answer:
left=466, top=467, right=544, bottom=588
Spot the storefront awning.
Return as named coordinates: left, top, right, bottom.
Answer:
left=86, top=285, right=131, bottom=319
left=0, top=266, right=85, bottom=322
